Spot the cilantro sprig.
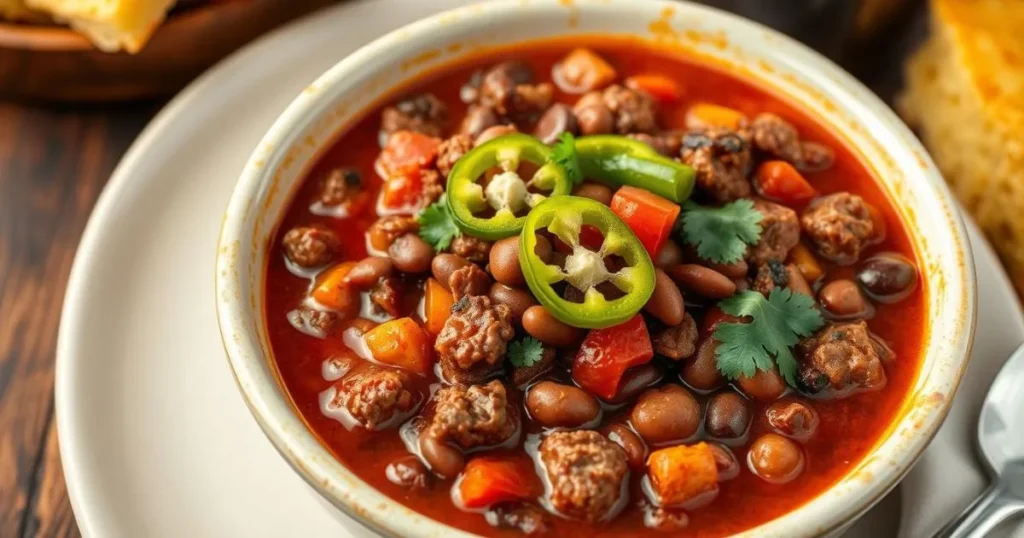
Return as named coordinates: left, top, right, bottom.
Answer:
left=713, top=288, right=824, bottom=386
left=678, top=200, right=763, bottom=264
left=550, top=132, right=583, bottom=185
left=508, top=336, right=545, bottom=368
left=417, top=194, right=461, bottom=251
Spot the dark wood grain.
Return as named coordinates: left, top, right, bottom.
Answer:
left=0, top=101, right=155, bottom=538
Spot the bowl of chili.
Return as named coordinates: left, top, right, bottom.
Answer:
left=216, top=1, right=976, bottom=536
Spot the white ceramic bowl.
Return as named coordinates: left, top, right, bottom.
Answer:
left=216, top=1, right=977, bottom=536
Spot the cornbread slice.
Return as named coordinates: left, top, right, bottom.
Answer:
left=899, top=0, right=1024, bottom=293
left=0, top=0, right=44, bottom=21
left=25, top=0, right=176, bottom=53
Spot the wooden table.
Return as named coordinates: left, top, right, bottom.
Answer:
left=0, top=5, right=931, bottom=537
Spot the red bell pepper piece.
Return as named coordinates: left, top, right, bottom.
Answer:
left=458, top=457, right=537, bottom=509
left=755, top=161, right=816, bottom=205
left=572, top=314, right=654, bottom=400
left=609, top=186, right=680, bottom=258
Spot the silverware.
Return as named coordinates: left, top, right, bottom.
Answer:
left=934, top=343, right=1024, bottom=537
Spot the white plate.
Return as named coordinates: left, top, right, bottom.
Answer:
left=55, top=1, right=1023, bottom=537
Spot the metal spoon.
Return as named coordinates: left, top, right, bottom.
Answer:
left=934, top=343, right=1024, bottom=537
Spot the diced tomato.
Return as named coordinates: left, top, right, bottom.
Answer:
left=363, top=317, right=433, bottom=375
left=609, top=186, right=681, bottom=258
left=572, top=314, right=654, bottom=400
left=381, top=172, right=424, bottom=211
left=375, top=130, right=441, bottom=178
left=458, top=457, right=538, bottom=509
left=755, top=161, right=816, bottom=204
left=625, top=74, right=684, bottom=104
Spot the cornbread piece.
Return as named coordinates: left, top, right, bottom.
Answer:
left=26, top=0, right=175, bottom=53
left=899, top=0, right=1024, bottom=293
left=0, top=0, right=44, bottom=20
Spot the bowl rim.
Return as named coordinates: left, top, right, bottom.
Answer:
left=215, top=1, right=977, bottom=536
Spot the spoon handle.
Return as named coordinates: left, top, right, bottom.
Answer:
left=933, top=480, right=1024, bottom=538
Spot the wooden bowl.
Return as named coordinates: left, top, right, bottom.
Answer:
left=0, top=0, right=337, bottom=102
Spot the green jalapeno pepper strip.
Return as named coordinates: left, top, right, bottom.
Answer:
left=520, top=195, right=656, bottom=329
left=446, top=133, right=572, bottom=240
left=576, top=135, right=695, bottom=203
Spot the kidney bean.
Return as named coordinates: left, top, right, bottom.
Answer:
left=747, top=433, right=805, bottom=484
left=533, top=103, right=579, bottom=144
left=818, top=279, right=870, bottom=318
left=736, top=368, right=787, bottom=402
left=656, top=241, right=683, bottom=269
left=680, top=338, right=726, bottom=391
left=418, top=430, right=465, bottom=479
left=629, top=384, right=701, bottom=445
left=576, top=104, right=614, bottom=136
left=705, top=391, right=751, bottom=440
left=572, top=182, right=614, bottom=206
left=606, top=363, right=665, bottom=404
left=522, top=305, right=582, bottom=347
left=644, top=269, right=685, bottom=326
left=344, top=256, right=393, bottom=288
left=489, top=236, right=526, bottom=286
left=704, top=259, right=748, bottom=279
left=488, top=283, right=537, bottom=321
left=767, top=399, right=820, bottom=442
left=389, top=234, right=434, bottom=273
left=603, top=424, right=647, bottom=469
left=431, top=254, right=470, bottom=290
left=856, top=253, right=918, bottom=303
left=460, top=105, right=500, bottom=139
left=533, top=234, right=553, bottom=264
left=526, top=381, right=601, bottom=428
left=475, top=124, right=518, bottom=146
left=708, top=443, right=740, bottom=481
left=785, top=264, right=812, bottom=297
left=668, top=264, right=736, bottom=299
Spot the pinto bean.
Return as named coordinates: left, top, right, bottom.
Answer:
left=475, top=124, right=518, bottom=146
left=533, top=235, right=553, bottom=264
left=572, top=182, right=614, bottom=206
left=644, top=269, right=685, bottom=326
left=603, top=423, right=647, bottom=469
left=418, top=430, right=465, bottom=479
left=460, top=105, right=499, bottom=139
left=736, top=368, right=787, bottom=402
left=526, top=381, right=601, bottom=428
left=522, top=305, right=582, bottom=347
left=431, top=254, right=471, bottom=290
left=389, top=234, right=434, bottom=273
left=533, top=103, right=579, bottom=144
left=345, top=256, right=394, bottom=288
left=856, top=253, right=918, bottom=303
left=705, top=391, right=751, bottom=439
left=681, top=338, right=726, bottom=391
left=704, top=259, right=749, bottom=279
left=489, top=236, right=526, bottom=286
left=767, top=399, right=820, bottom=441
left=488, top=283, right=537, bottom=321
left=709, top=443, right=740, bottom=481
left=629, top=384, right=701, bottom=445
left=819, top=279, right=870, bottom=318
left=656, top=241, right=683, bottom=269
left=576, top=104, right=614, bottom=136
left=748, top=433, right=804, bottom=484
left=668, top=264, right=736, bottom=299
left=385, top=455, right=432, bottom=490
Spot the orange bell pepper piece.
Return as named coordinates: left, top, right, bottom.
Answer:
left=458, top=457, right=537, bottom=509
left=363, top=317, right=432, bottom=375
left=312, top=262, right=359, bottom=313
left=647, top=442, right=719, bottom=507
left=424, top=277, right=454, bottom=335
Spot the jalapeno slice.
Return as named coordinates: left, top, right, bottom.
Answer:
left=520, top=195, right=656, bottom=329
left=576, top=135, right=695, bottom=203
left=446, top=133, right=572, bottom=240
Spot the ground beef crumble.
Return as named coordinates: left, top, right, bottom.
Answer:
left=801, top=192, right=877, bottom=265
left=427, top=380, right=517, bottom=448
left=381, top=93, right=448, bottom=138
left=539, top=430, right=628, bottom=522
left=282, top=225, right=340, bottom=268
left=652, top=313, right=698, bottom=360
left=367, top=215, right=419, bottom=252
left=748, top=199, right=800, bottom=266
left=448, top=264, right=492, bottom=300
left=681, top=128, right=752, bottom=202
left=436, top=134, right=473, bottom=177
left=752, top=260, right=789, bottom=296
left=601, top=84, right=658, bottom=134
left=332, top=366, right=417, bottom=430
left=449, top=234, right=492, bottom=262
left=316, top=168, right=362, bottom=206
left=435, top=295, right=515, bottom=372
left=797, top=321, right=888, bottom=396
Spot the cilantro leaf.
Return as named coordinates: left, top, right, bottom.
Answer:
left=712, top=288, right=824, bottom=387
left=550, top=132, right=583, bottom=185
left=679, top=199, right=763, bottom=264
left=508, top=336, right=544, bottom=368
left=417, top=194, right=461, bottom=251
